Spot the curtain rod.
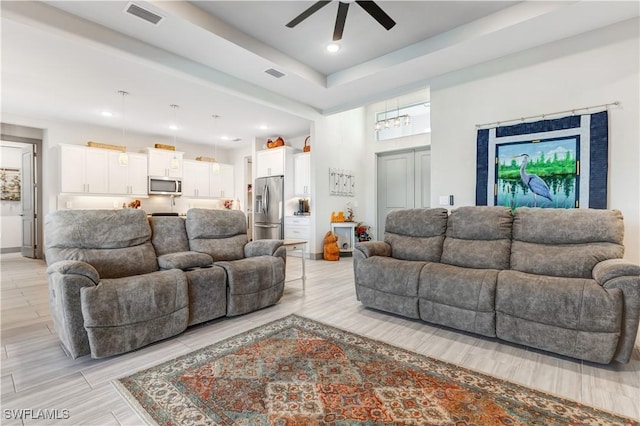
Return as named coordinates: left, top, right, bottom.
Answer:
left=475, top=101, right=620, bottom=129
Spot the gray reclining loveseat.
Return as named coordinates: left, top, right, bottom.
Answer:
left=45, top=208, right=285, bottom=359
left=354, top=206, right=640, bottom=364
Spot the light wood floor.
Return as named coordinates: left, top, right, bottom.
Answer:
left=1, top=252, right=639, bottom=425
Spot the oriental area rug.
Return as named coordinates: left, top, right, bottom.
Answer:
left=114, top=315, right=636, bottom=425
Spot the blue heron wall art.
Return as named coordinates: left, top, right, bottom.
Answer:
left=496, top=137, right=579, bottom=209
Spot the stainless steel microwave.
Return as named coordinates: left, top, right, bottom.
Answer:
left=148, top=176, right=182, bottom=195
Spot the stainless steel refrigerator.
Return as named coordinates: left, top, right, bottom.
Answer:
left=254, top=175, right=284, bottom=240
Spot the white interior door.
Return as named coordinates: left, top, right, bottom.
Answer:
left=21, top=145, right=36, bottom=258
left=376, top=148, right=431, bottom=240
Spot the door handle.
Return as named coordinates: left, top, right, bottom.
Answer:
left=255, top=224, right=279, bottom=228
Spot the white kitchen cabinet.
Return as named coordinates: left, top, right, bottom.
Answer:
left=210, top=163, right=234, bottom=199
left=256, top=146, right=295, bottom=178
left=285, top=215, right=311, bottom=241
left=147, top=148, right=184, bottom=178
left=108, top=152, right=148, bottom=196
left=183, top=160, right=234, bottom=198
left=182, top=159, right=211, bottom=197
left=59, top=144, right=109, bottom=194
left=294, top=152, right=311, bottom=196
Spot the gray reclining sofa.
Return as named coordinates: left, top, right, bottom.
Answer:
left=45, top=208, right=285, bottom=359
left=354, top=206, right=640, bottom=364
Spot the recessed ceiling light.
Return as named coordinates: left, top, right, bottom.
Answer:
left=101, top=111, right=113, bottom=117
left=326, top=43, right=340, bottom=53
left=221, top=136, right=230, bottom=141
left=259, top=125, right=268, bottom=130
left=169, top=124, right=178, bottom=130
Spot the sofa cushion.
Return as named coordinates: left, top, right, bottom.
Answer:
left=149, top=216, right=189, bottom=256
left=511, top=208, right=624, bottom=278
left=186, top=209, right=248, bottom=261
left=217, top=256, right=285, bottom=316
left=354, top=256, right=425, bottom=319
left=441, top=206, right=512, bottom=270
left=45, top=209, right=159, bottom=279
left=496, top=270, right=622, bottom=333
left=418, top=263, right=498, bottom=337
left=184, top=266, right=227, bottom=326
left=46, top=209, right=151, bottom=249
left=157, top=252, right=213, bottom=270
left=384, top=208, right=448, bottom=262
left=46, top=243, right=159, bottom=280
left=496, top=270, right=623, bottom=363
left=80, top=269, right=188, bottom=358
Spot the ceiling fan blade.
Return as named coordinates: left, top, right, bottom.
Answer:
left=333, top=2, right=349, bottom=41
left=286, top=0, right=332, bottom=28
left=355, top=1, right=396, bottom=30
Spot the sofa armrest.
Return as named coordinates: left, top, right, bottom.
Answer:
left=46, top=260, right=100, bottom=284
left=244, top=239, right=284, bottom=257
left=47, top=261, right=100, bottom=358
left=593, top=259, right=640, bottom=285
left=354, top=241, right=391, bottom=258
left=593, top=259, right=640, bottom=363
left=157, top=251, right=213, bottom=270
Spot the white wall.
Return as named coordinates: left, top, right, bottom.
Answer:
left=311, top=109, right=367, bottom=256
left=430, top=18, right=640, bottom=262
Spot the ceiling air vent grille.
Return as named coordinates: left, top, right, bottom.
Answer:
left=125, top=2, right=164, bottom=25
left=264, top=68, right=286, bottom=79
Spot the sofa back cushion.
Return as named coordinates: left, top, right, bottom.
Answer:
left=511, top=207, right=624, bottom=278
left=149, top=216, right=190, bottom=256
left=186, top=208, right=248, bottom=261
left=441, top=206, right=513, bottom=270
left=45, top=209, right=159, bottom=279
left=384, top=208, right=448, bottom=262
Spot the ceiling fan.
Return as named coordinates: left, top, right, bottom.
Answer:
left=286, top=0, right=396, bottom=41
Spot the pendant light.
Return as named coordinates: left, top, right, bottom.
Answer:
left=383, top=101, right=390, bottom=129
left=169, top=104, right=180, bottom=169
left=374, top=97, right=412, bottom=131
left=211, top=114, right=220, bottom=173
left=118, top=90, right=129, bottom=166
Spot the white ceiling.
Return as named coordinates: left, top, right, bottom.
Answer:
left=1, top=1, right=638, bottom=149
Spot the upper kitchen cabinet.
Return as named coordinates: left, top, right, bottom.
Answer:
left=256, top=146, right=295, bottom=178
left=210, top=163, right=234, bottom=199
left=182, top=159, right=211, bottom=198
left=108, top=152, right=148, bottom=196
left=147, top=148, right=184, bottom=178
left=294, top=152, right=311, bottom=196
left=59, top=144, right=109, bottom=194
left=183, top=160, right=234, bottom=199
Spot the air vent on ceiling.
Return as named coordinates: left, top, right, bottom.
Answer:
left=125, top=2, right=164, bottom=25
left=232, top=138, right=242, bottom=142
left=264, top=68, right=286, bottom=79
